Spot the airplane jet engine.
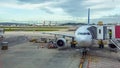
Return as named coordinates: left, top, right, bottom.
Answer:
left=56, top=38, right=66, bottom=47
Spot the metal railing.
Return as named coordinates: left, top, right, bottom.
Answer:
left=110, top=39, right=120, bottom=50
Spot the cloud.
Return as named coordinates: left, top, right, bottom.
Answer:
left=0, top=0, right=17, bottom=3
left=91, top=14, right=120, bottom=24
left=17, top=0, right=62, bottom=4
left=0, top=0, right=66, bottom=14
left=16, top=0, right=89, bottom=17
left=0, top=0, right=69, bottom=16
left=18, top=0, right=50, bottom=3
left=53, top=0, right=120, bottom=19
left=55, top=0, right=88, bottom=17
left=0, top=2, right=55, bottom=10
left=41, top=8, right=54, bottom=14
left=40, top=7, right=66, bottom=15
left=52, top=0, right=116, bottom=17
left=1, top=0, right=120, bottom=23
left=2, top=0, right=119, bottom=18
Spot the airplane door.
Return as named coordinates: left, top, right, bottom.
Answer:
left=97, top=26, right=104, bottom=39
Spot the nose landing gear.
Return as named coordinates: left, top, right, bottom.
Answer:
left=81, top=48, right=89, bottom=56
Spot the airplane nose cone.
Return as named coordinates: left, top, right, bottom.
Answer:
left=76, top=36, right=88, bottom=42
left=79, top=40, right=92, bottom=47
left=75, top=36, right=92, bottom=47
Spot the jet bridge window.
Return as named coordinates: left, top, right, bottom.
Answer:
left=78, top=32, right=90, bottom=35
left=99, top=29, right=101, bottom=34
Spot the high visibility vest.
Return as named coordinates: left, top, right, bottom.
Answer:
left=109, top=32, right=112, bottom=35
left=73, top=41, right=77, bottom=44
left=98, top=40, right=103, bottom=45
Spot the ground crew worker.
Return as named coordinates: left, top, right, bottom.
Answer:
left=109, top=29, right=112, bottom=39
left=70, top=41, right=74, bottom=48
left=47, top=40, right=53, bottom=48
left=98, top=39, right=104, bottom=48
left=70, top=40, right=77, bottom=48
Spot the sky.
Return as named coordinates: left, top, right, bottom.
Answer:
left=0, top=0, right=120, bottom=24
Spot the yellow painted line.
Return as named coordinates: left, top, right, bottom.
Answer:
left=79, top=55, right=86, bottom=68
left=79, top=64, right=83, bottom=68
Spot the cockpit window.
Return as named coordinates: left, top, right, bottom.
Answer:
left=78, top=32, right=90, bottom=35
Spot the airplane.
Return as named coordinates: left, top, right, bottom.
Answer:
left=42, top=9, right=92, bottom=53
left=43, top=25, right=93, bottom=53
left=55, top=25, right=92, bottom=47
left=42, top=8, right=118, bottom=54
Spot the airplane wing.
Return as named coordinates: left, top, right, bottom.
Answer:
left=42, top=32, right=75, bottom=38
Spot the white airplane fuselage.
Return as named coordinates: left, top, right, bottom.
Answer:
left=74, top=26, right=93, bottom=47
left=51, top=25, right=93, bottom=48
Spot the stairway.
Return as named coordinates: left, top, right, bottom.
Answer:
left=110, top=39, right=120, bottom=50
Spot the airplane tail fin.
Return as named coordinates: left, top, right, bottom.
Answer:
left=88, top=8, right=90, bottom=25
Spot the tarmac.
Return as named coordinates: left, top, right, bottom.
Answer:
left=0, top=31, right=120, bottom=68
